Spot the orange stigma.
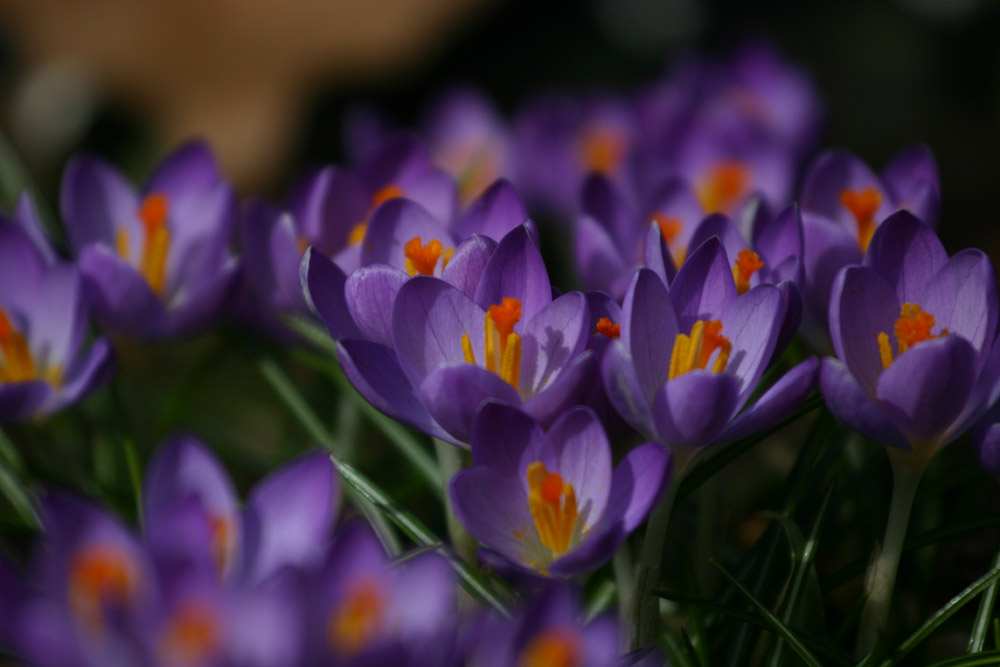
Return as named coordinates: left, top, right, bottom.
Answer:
left=461, top=297, right=523, bottom=389
left=840, top=187, right=882, bottom=252
left=527, top=461, right=580, bottom=557
left=403, top=236, right=454, bottom=276
left=732, top=249, right=764, bottom=295
left=594, top=317, right=620, bottom=339
left=696, top=161, right=751, bottom=214
left=518, top=628, right=582, bottom=667
left=68, top=545, right=137, bottom=637
left=327, top=578, right=385, bottom=657
left=669, top=320, right=731, bottom=381
left=158, top=602, right=221, bottom=664
left=118, top=192, right=171, bottom=297
left=209, top=514, right=234, bottom=576
left=579, top=126, right=626, bottom=175
left=878, top=303, right=944, bottom=369
left=0, top=307, right=38, bottom=384
left=372, top=184, right=405, bottom=208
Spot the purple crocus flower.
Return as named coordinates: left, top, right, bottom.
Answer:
left=799, top=146, right=940, bottom=340
left=819, top=212, right=999, bottom=457
left=450, top=402, right=668, bottom=577
left=305, top=521, right=457, bottom=665
left=602, top=238, right=818, bottom=459
left=469, top=585, right=623, bottom=667
left=60, top=140, right=240, bottom=339
left=0, top=194, right=113, bottom=420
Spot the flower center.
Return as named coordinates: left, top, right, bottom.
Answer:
left=452, top=143, right=499, bottom=205
left=839, top=187, right=882, bottom=252
left=878, top=303, right=945, bottom=369
left=403, top=236, right=454, bottom=276
left=209, top=513, right=234, bottom=577
left=518, top=628, right=581, bottom=667
left=68, top=545, right=137, bottom=638
left=594, top=317, right=620, bottom=339
left=696, top=161, right=751, bottom=214
left=326, top=577, right=385, bottom=657
left=527, top=461, right=580, bottom=557
left=461, top=297, right=523, bottom=389
left=731, top=249, right=764, bottom=295
left=579, top=126, right=626, bottom=175
left=158, top=602, right=221, bottom=664
left=117, top=193, right=171, bottom=297
left=0, top=307, right=40, bottom=384
left=668, top=320, right=731, bottom=381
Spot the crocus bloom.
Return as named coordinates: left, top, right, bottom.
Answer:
left=451, top=402, right=668, bottom=576
left=60, top=141, right=239, bottom=338
left=799, top=146, right=940, bottom=339
left=469, top=584, right=622, bottom=667
left=602, top=238, right=818, bottom=455
left=305, top=522, right=457, bottom=665
left=0, top=194, right=113, bottom=420
left=819, top=212, right=999, bottom=457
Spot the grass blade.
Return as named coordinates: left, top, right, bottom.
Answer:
left=969, top=544, right=1000, bottom=653
left=711, top=558, right=824, bottom=667
left=878, top=561, right=1000, bottom=666
left=927, top=651, right=1000, bottom=667
left=0, top=451, right=39, bottom=529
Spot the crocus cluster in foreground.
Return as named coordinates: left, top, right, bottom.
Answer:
left=1, top=38, right=999, bottom=666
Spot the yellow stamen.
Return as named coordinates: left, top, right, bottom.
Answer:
left=840, top=187, right=882, bottom=252
left=501, top=333, right=521, bottom=389
left=347, top=222, right=367, bottom=246
left=0, top=307, right=38, bottom=384
left=594, top=317, right=620, bottom=339
left=327, top=578, right=384, bottom=657
left=464, top=298, right=524, bottom=389
left=668, top=319, right=731, bottom=381
left=461, top=333, right=476, bottom=365
left=527, top=461, right=580, bottom=556
left=137, top=192, right=171, bottom=296
left=878, top=302, right=940, bottom=369
left=696, top=161, right=751, bottom=214
left=518, top=628, right=581, bottom=667
left=115, top=227, right=130, bottom=260
left=732, top=249, right=765, bottom=295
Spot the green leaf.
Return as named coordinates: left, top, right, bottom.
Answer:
left=0, top=449, right=39, bottom=529
left=878, top=561, right=1000, bottom=667
left=710, top=558, right=824, bottom=667
left=926, top=651, right=1000, bottom=667
left=584, top=578, right=616, bottom=623
left=123, top=438, right=144, bottom=533
left=968, top=544, right=1000, bottom=653
left=333, top=456, right=513, bottom=616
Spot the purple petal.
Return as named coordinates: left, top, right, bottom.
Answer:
left=300, top=247, right=361, bottom=341
left=876, top=335, right=977, bottom=446
left=418, top=364, right=521, bottom=444
left=450, top=467, right=541, bottom=567
left=78, top=244, right=166, bottom=337
left=720, top=284, right=784, bottom=404
left=882, top=145, right=940, bottom=227
left=669, top=236, right=737, bottom=330
left=267, top=213, right=307, bottom=310
left=754, top=203, right=803, bottom=269
left=144, top=433, right=238, bottom=528
left=45, top=337, right=115, bottom=414
left=828, top=265, right=899, bottom=399
left=863, top=210, right=948, bottom=303
left=470, top=400, right=547, bottom=475
left=642, top=221, right=677, bottom=287
left=653, top=371, right=740, bottom=448
left=800, top=150, right=892, bottom=231
left=0, top=219, right=45, bottom=300
left=520, top=292, right=589, bottom=395
left=241, top=452, right=338, bottom=583
left=621, top=268, right=678, bottom=401
left=345, top=265, right=408, bottom=347
left=336, top=338, right=451, bottom=442
left=145, top=140, right=221, bottom=196
left=574, top=214, right=630, bottom=296
left=288, top=166, right=367, bottom=254
left=392, top=277, right=485, bottom=385
left=160, top=259, right=240, bottom=338
left=13, top=193, right=56, bottom=265
left=601, top=339, right=657, bottom=438
left=818, top=358, right=909, bottom=449
left=974, top=421, right=1000, bottom=477
left=473, top=225, right=552, bottom=322
left=441, top=234, right=497, bottom=299
left=361, top=198, right=455, bottom=273
left=801, top=213, right=863, bottom=330
left=545, top=407, right=612, bottom=527
left=581, top=173, right=636, bottom=256
left=60, top=154, right=138, bottom=252
left=522, top=352, right=597, bottom=428
left=719, top=357, right=818, bottom=443
left=686, top=213, right=748, bottom=270
left=0, top=381, right=51, bottom=420
left=456, top=179, right=527, bottom=240
left=922, top=249, right=999, bottom=363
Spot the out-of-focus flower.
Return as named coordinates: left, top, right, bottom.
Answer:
left=469, top=584, right=625, bottom=667
left=451, top=403, right=668, bottom=577
left=820, top=212, right=999, bottom=458
left=0, top=194, right=113, bottom=420
left=60, top=141, right=240, bottom=339
left=799, top=146, right=940, bottom=340
left=602, top=239, right=817, bottom=457
left=305, top=522, right=457, bottom=665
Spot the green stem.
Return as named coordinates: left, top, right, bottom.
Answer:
left=857, top=449, right=928, bottom=657
left=629, top=447, right=695, bottom=650
left=434, top=438, right=476, bottom=564
left=969, top=541, right=1000, bottom=653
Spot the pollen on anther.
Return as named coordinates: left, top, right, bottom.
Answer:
left=595, top=317, right=620, bottom=339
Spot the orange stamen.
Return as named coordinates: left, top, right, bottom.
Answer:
left=158, top=602, right=221, bottom=664
left=403, top=236, right=445, bottom=276
left=594, top=317, right=620, bottom=339
left=840, top=187, right=882, bottom=252
left=879, top=302, right=941, bottom=369
left=527, top=461, right=580, bottom=556
left=669, top=320, right=731, bottom=381
left=518, top=628, right=581, bottom=667
left=347, top=222, right=367, bottom=246
left=488, top=297, right=522, bottom=342
left=732, top=248, right=764, bottom=295
left=327, top=578, right=385, bottom=656
left=0, top=307, right=38, bottom=383
left=209, top=515, right=233, bottom=576
left=697, top=161, right=750, bottom=214
left=137, top=192, right=171, bottom=296
left=68, top=545, right=136, bottom=637
left=579, top=127, right=626, bottom=175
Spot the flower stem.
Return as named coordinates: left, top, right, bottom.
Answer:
left=856, top=449, right=927, bottom=657
left=628, top=447, right=695, bottom=650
